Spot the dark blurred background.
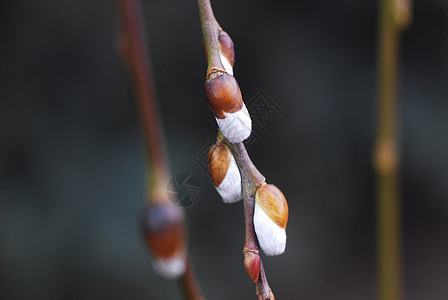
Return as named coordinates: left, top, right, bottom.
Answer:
left=1, top=0, right=447, bottom=299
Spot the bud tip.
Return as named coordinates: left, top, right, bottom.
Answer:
left=244, top=250, right=261, bottom=282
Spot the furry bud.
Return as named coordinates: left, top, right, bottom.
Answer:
left=141, top=203, right=187, bottom=279
left=254, top=184, right=289, bottom=256
left=204, top=74, right=252, bottom=143
left=218, top=31, right=235, bottom=75
left=208, top=143, right=242, bottom=203
left=244, top=250, right=261, bottom=282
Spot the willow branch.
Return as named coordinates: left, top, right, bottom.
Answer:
left=118, top=0, right=169, bottom=202
left=374, top=0, right=411, bottom=300
left=118, top=1, right=204, bottom=299
left=225, top=141, right=274, bottom=300
left=256, top=261, right=275, bottom=300
left=225, top=142, right=264, bottom=252
left=198, top=1, right=276, bottom=298
left=197, top=0, right=224, bottom=76
left=179, top=258, right=204, bottom=300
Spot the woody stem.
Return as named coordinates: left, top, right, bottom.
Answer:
left=118, top=1, right=204, bottom=299
left=225, top=141, right=273, bottom=300
left=118, top=0, right=169, bottom=201
left=375, top=0, right=410, bottom=299
left=197, top=0, right=224, bottom=75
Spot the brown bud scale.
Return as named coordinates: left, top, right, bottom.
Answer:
left=255, top=184, right=289, bottom=229
left=204, top=74, right=243, bottom=119
left=208, top=143, right=231, bottom=187
left=141, top=203, right=186, bottom=258
left=218, top=31, right=235, bottom=66
left=244, top=251, right=261, bottom=282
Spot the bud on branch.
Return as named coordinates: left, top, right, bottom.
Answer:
left=198, top=0, right=290, bottom=298
left=208, top=142, right=242, bottom=203
left=141, top=203, right=187, bottom=279
left=254, top=184, right=289, bottom=256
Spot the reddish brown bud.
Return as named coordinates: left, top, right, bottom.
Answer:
left=208, top=143, right=231, bottom=187
left=218, top=31, right=235, bottom=67
left=141, top=203, right=185, bottom=258
left=204, top=73, right=243, bottom=119
left=244, top=251, right=261, bottom=282
left=255, top=184, right=288, bottom=229
left=141, top=203, right=187, bottom=278
left=207, top=143, right=242, bottom=203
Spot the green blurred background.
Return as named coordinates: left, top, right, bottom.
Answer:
left=1, top=0, right=447, bottom=299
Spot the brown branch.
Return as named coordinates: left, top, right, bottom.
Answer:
left=375, top=0, right=411, bottom=299
left=256, top=262, right=275, bottom=300
left=198, top=0, right=277, bottom=298
left=197, top=0, right=224, bottom=77
left=225, top=141, right=274, bottom=300
left=179, top=258, right=204, bottom=300
left=118, top=1, right=204, bottom=299
left=225, top=142, right=264, bottom=254
left=118, top=0, right=168, bottom=202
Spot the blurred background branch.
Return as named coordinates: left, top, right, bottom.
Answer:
left=375, top=0, right=411, bottom=299
left=118, top=0, right=203, bottom=299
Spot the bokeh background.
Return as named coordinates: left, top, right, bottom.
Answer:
left=1, top=0, right=448, bottom=299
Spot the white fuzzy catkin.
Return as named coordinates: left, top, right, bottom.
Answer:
left=220, top=52, right=233, bottom=75
left=152, top=252, right=186, bottom=279
left=216, top=154, right=242, bottom=203
left=254, top=202, right=287, bottom=256
left=216, top=104, right=251, bottom=143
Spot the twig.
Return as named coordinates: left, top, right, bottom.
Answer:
left=197, top=0, right=224, bottom=76
left=118, top=0, right=168, bottom=202
left=197, top=1, right=276, bottom=298
left=374, top=0, right=411, bottom=299
left=118, top=1, right=204, bottom=299
left=179, top=258, right=204, bottom=300
left=225, top=141, right=274, bottom=300
left=256, top=261, right=274, bottom=300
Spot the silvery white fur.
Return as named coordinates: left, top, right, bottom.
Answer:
left=220, top=52, right=233, bottom=75
left=254, top=203, right=287, bottom=256
left=216, top=104, right=251, bottom=143
left=152, top=252, right=186, bottom=279
left=216, top=154, right=242, bottom=203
